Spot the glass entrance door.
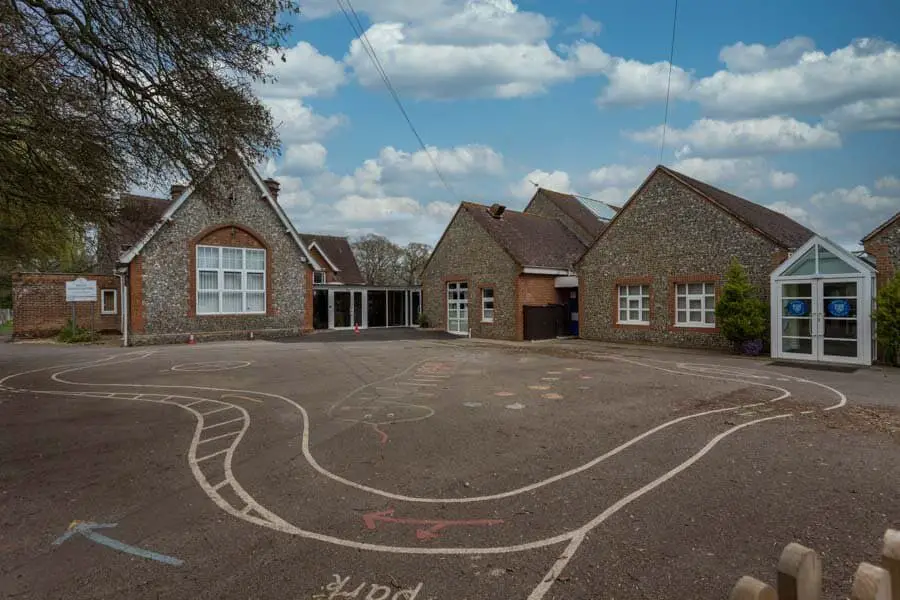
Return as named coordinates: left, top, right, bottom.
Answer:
left=447, top=282, right=468, bottom=334
left=333, top=291, right=352, bottom=328
left=819, top=280, right=858, bottom=361
left=780, top=282, right=814, bottom=359
left=779, top=279, right=860, bottom=362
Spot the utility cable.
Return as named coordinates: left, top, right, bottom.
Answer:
left=335, top=0, right=457, bottom=200
left=659, top=0, right=680, bottom=164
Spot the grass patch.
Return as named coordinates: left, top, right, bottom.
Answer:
left=0, top=321, right=11, bottom=335
left=57, top=319, right=98, bottom=343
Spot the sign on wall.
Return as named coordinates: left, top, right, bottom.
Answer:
left=65, top=278, right=97, bottom=302
left=786, top=299, right=808, bottom=317
left=827, top=299, right=851, bottom=317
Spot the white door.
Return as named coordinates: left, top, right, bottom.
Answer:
left=447, top=282, right=468, bottom=334
left=779, top=279, right=861, bottom=363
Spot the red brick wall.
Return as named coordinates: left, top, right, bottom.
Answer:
left=12, top=273, right=121, bottom=337
left=308, top=246, right=338, bottom=283
left=515, top=275, right=560, bottom=340
left=304, top=267, right=314, bottom=331
left=130, top=257, right=144, bottom=333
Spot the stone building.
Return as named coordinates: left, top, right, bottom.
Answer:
left=421, top=190, right=606, bottom=340
left=577, top=165, right=814, bottom=349
left=862, top=211, right=900, bottom=290
left=115, top=151, right=322, bottom=344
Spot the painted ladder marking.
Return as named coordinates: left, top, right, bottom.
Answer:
left=200, top=406, right=233, bottom=416
left=196, top=449, right=229, bottom=463
left=213, top=480, right=230, bottom=491
left=198, top=430, right=241, bottom=445
left=202, top=417, right=243, bottom=431
left=184, top=399, right=212, bottom=408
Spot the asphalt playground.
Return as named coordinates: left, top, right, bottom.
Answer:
left=1, top=333, right=898, bottom=599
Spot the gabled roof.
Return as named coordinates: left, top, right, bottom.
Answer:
left=526, top=188, right=607, bottom=241
left=862, top=210, right=900, bottom=243
left=300, top=234, right=365, bottom=284
left=461, top=202, right=585, bottom=270
left=659, top=166, right=814, bottom=249
left=116, top=151, right=321, bottom=270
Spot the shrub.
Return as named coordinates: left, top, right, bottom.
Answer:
left=417, top=313, right=431, bottom=328
left=716, top=258, right=768, bottom=353
left=874, top=272, right=900, bottom=366
left=57, top=319, right=98, bottom=343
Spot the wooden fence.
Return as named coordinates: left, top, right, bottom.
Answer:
left=731, top=529, right=899, bottom=600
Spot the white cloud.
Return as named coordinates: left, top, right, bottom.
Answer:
left=767, top=200, right=810, bottom=222
left=824, top=97, right=900, bottom=131
left=691, top=38, right=900, bottom=119
left=671, top=157, right=798, bottom=191
left=345, top=23, right=591, bottom=99
left=282, top=143, right=328, bottom=174
left=275, top=176, right=316, bottom=209
left=377, top=144, right=504, bottom=177
left=810, top=185, right=898, bottom=211
left=334, top=194, right=422, bottom=221
left=266, top=99, right=346, bottom=143
left=597, top=58, right=692, bottom=106
left=628, top=116, right=841, bottom=158
left=510, top=169, right=572, bottom=199
left=565, top=15, right=603, bottom=38
left=876, top=176, right=900, bottom=191
left=587, top=165, right=647, bottom=187
left=718, top=36, right=816, bottom=73
left=259, top=41, right=347, bottom=98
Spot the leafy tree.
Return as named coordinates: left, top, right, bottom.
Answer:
left=874, top=273, right=900, bottom=366
left=716, top=258, right=768, bottom=352
left=1, top=0, right=297, bottom=267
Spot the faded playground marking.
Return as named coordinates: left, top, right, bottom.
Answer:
left=171, top=360, right=252, bottom=372
left=542, top=393, right=563, bottom=400
left=363, top=509, right=503, bottom=541
left=313, top=574, right=425, bottom=599
left=528, top=385, right=550, bottom=391
left=2, top=350, right=849, bottom=600
left=463, top=402, right=483, bottom=408
left=494, top=391, right=515, bottom=397
left=505, top=402, right=526, bottom=410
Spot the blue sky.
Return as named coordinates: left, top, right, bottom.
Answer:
left=249, top=0, right=900, bottom=248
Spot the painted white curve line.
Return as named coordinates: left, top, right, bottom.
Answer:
left=12, top=355, right=803, bottom=561
left=40, top=353, right=814, bottom=506
left=526, top=412, right=794, bottom=600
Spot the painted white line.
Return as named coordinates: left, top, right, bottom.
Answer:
left=399, top=382, right=437, bottom=387
left=203, top=417, right=243, bottom=431
left=213, top=480, right=230, bottom=491
left=184, top=399, right=212, bottom=408
left=196, top=448, right=229, bottom=463
left=198, top=430, right=241, bottom=445
left=221, top=394, right=264, bottom=404
left=526, top=413, right=793, bottom=599
left=200, top=406, right=233, bottom=416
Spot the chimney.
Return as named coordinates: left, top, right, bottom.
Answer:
left=170, top=184, right=186, bottom=201
left=264, top=178, right=280, bottom=201
left=489, top=203, right=506, bottom=218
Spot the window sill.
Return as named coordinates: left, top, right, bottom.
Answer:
left=617, top=321, right=649, bottom=327
left=101, top=312, right=118, bottom=316
left=197, top=312, right=267, bottom=317
left=674, top=323, right=716, bottom=329
left=481, top=320, right=494, bottom=324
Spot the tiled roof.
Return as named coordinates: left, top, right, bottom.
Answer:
left=462, top=202, right=585, bottom=269
left=862, top=211, right=900, bottom=243
left=300, top=233, right=365, bottom=284
left=660, top=166, right=815, bottom=249
left=97, top=194, right=171, bottom=270
left=533, top=188, right=607, bottom=242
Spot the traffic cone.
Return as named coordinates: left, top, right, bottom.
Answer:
left=354, top=323, right=360, bottom=335
left=187, top=333, right=196, bottom=345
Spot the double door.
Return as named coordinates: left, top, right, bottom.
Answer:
left=779, top=279, right=861, bottom=363
left=330, top=290, right=363, bottom=329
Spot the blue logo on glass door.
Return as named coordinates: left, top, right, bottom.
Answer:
left=786, top=300, right=808, bottom=316
left=827, top=299, right=851, bottom=317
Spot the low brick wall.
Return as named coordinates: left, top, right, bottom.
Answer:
left=12, top=273, right=121, bottom=338
left=129, top=327, right=301, bottom=346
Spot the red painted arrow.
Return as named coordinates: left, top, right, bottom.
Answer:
left=362, top=509, right=503, bottom=541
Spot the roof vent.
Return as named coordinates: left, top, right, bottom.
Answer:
left=489, top=203, right=506, bottom=218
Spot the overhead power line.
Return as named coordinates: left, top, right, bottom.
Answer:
left=334, top=0, right=457, bottom=200
left=659, top=0, right=680, bottom=164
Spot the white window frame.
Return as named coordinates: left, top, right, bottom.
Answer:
left=617, top=284, right=650, bottom=325
left=313, top=270, right=326, bottom=285
left=675, top=282, right=717, bottom=328
left=196, top=245, right=266, bottom=316
left=481, top=287, right=494, bottom=323
left=100, top=289, right=117, bottom=315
